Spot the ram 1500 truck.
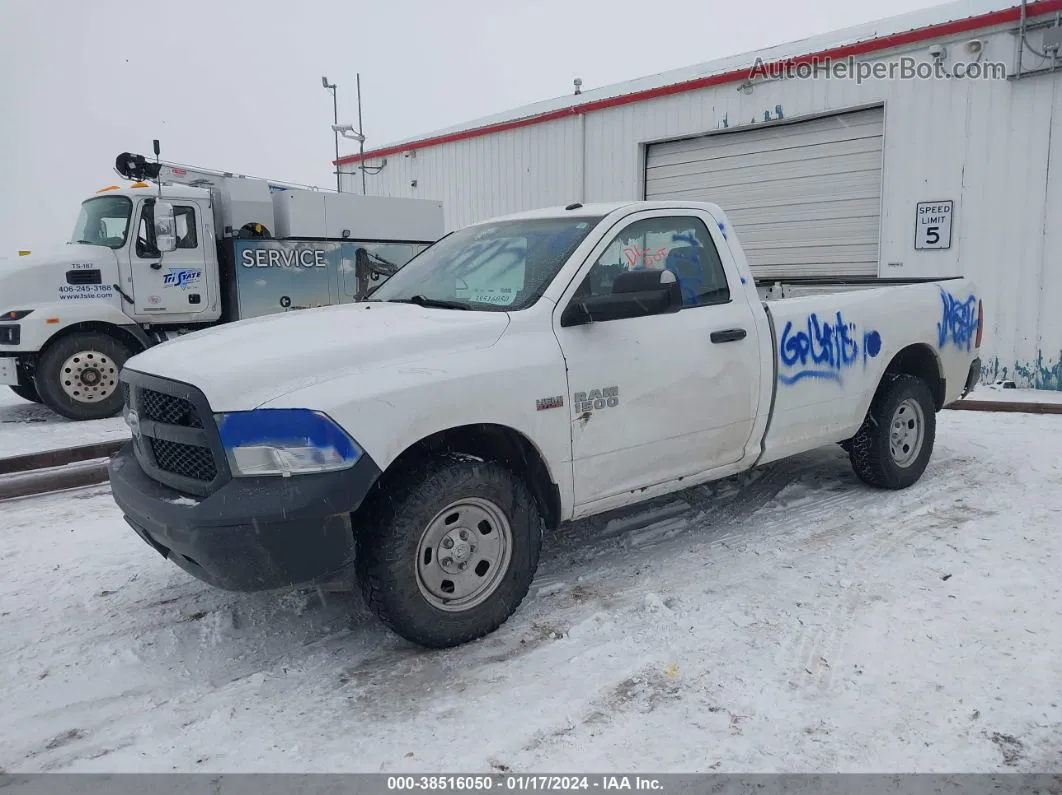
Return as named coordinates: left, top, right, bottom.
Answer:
left=106, top=201, right=983, bottom=648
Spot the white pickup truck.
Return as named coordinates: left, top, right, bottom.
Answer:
left=107, top=200, right=983, bottom=648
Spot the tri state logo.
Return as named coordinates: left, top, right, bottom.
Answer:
left=162, top=267, right=201, bottom=290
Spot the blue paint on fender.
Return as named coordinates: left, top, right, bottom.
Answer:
left=937, top=288, right=978, bottom=351
left=778, top=311, right=882, bottom=386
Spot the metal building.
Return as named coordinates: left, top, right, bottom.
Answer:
left=339, top=0, right=1062, bottom=391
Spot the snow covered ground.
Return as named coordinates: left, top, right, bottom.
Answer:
left=0, top=389, right=127, bottom=457
left=1, top=411, right=1060, bottom=774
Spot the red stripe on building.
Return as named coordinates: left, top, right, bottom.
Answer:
left=336, top=0, right=1062, bottom=165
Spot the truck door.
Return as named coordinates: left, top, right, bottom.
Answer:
left=130, top=199, right=210, bottom=316
left=553, top=209, right=760, bottom=507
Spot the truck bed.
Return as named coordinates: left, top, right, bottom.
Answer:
left=756, top=273, right=972, bottom=297
left=755, top=275, right=968, bottom=301
left=753, top=275, right=979, bottom=467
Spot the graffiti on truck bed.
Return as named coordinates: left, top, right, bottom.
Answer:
left=779, top=310, right=882, bottom=385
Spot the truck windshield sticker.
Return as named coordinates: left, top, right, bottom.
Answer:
left=778, top=311, right=882, bottom=385
left=162, top=268, right=202, bottom=290
left=937, top=288, right=978, bottom=351
left=58, top=284, right=115, bottom=301
left=460, top=288, right=518, bottom=305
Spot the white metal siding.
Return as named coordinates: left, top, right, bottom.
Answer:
left=644, top=107, right=884, bottom=279
left=345, top=25, right=1062, bottom=390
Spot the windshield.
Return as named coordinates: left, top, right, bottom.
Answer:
left=70, top=195, right=133, bottom=249
left=367, top=216, right=603, bottom=311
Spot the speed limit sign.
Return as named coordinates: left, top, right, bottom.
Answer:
left=915, top=201, right=953, bottom=250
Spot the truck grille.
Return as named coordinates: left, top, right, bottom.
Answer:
left=149, top=437, right=218, bottom=481
left=140, top=388, right=203, bottom=428
left=122, top=371, right=228, bottom=497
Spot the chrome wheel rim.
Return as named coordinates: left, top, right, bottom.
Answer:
left=889, top=397, right=925, bottom=467
left=415, top=496, right=513, bottom=612
left=59, top=350, right=119, bottom=403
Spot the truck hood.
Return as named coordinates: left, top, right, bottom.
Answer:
left=123, top=301, right=511, bottom=410
left=0, top=244, right=119, bottom=311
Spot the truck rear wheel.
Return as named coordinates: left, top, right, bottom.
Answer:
left=36, top=333, right=132, bottom=421
left=355, top=455, right=543, bottom=648
left=848, top=374, right=936, bottom=490
left=9, top=382, right=42, bottom=404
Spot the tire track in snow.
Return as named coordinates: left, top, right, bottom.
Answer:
left=775, top=452, right=990, bottom=695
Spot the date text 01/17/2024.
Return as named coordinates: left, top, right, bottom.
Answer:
left=386, top=776, right=663, bottom=792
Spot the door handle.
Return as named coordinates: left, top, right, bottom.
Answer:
left=710, top=328, right=747, bottom=343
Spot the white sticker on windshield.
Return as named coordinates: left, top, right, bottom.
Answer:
left=461, top=288, right=517, bottom=306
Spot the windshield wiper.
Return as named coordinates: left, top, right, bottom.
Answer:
left=386, top=295, right=471, bottom=310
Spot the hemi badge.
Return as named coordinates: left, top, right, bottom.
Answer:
left=536, top=396, right=564, bottom=411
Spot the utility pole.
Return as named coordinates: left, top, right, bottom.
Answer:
left=322, top=76, right=340, bottom=192
left=357, top=73, right=366, bottom=194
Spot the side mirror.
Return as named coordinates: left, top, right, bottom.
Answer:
left=561, top=268, right=682, bottom=327
left=153, top=201, right=177, bottom=253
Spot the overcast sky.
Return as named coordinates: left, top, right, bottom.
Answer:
left=0, top=0, right=942, bottom=255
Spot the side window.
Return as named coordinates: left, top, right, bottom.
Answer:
left=577, top=216, right=730, bottom=308
left=174, top=206, right=198, bottom=249
left=136, top=204, right=155, bottom=259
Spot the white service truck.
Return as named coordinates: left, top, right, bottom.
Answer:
left=0, top=148, right=444, bottom=420
left=106, top=200, right=983, bottom=648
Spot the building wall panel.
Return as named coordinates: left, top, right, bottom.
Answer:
left=344, top=24, right=1061, bottom=389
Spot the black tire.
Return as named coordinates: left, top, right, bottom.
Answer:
left=9, top=381, right=42, bottom=404
left=36, top=333, right=132, bottom=421
left=849, top=373, right=936, bottom=490
left=355, top=455, right=543, bottom=648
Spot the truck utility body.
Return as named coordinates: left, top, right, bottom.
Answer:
left=0, top=151, right=443, bottom=420
left=107, top=200, right=983, bottom=648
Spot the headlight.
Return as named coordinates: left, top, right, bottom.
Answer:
left=215, top=408, right=362, bottom=477
left=2, top=310, right=33, bottom=321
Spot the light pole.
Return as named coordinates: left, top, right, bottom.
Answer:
left=321, top=76, right=340, bottom=192
left=332, top=121, right=366, bottom=187
left=356, top=72, right=366, bottom=195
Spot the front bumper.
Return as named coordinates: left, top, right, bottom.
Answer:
left=107, top=441, right=382, bottom=591
left=961, top=356, right=982, bottom=398
left=0, top=356, right=18, bottom=386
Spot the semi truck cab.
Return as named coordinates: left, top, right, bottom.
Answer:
left=0, top=150, right=444, bottom=420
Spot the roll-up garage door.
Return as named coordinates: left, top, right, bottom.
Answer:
left=644, top=106, right=884, bottom=279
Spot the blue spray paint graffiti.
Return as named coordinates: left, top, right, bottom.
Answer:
left=778, top=311, right=882, bottom=385
left=667, top=232, right=704, bottom=306
left=717, top=105, right=784, bottom=129
left=981, top=352, right=1062, bottom=391
left=937, top=288, right=978, bottom=351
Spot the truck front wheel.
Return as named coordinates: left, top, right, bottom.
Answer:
left=355, top=456, right=543, bottom=648
left=848, top=373, right=936, bottom=489
left=36, top=333, right=133, bottom=421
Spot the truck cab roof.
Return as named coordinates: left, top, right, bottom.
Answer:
left=89, top=184, right=211, bottom=202
left=476, top=200, right=728, bottom=224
